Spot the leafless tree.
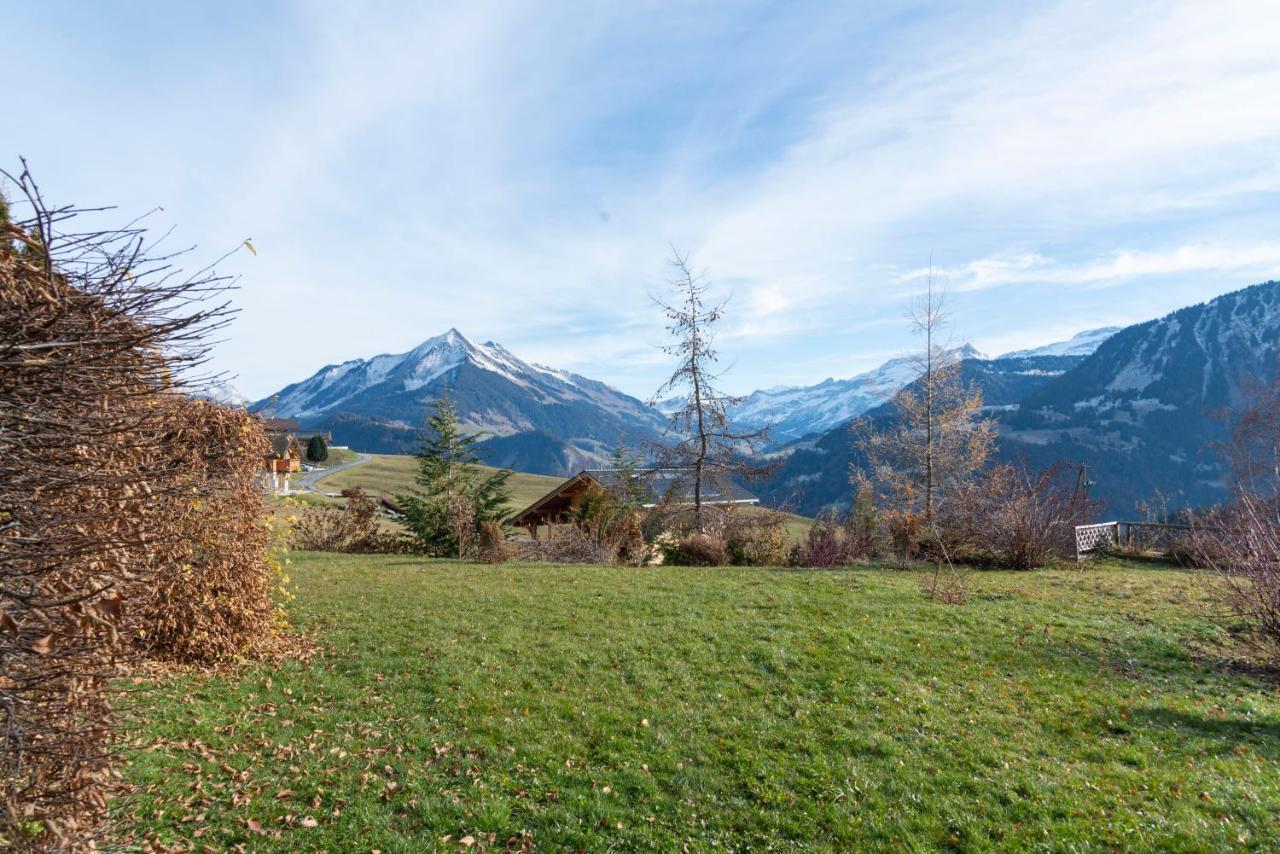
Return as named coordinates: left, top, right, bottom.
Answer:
left=852, top=268, right=995, bottom=533
left=650, top=247, right=771, bottom=533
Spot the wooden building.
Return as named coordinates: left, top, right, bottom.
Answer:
left=508, top=468, right=759, bottom=536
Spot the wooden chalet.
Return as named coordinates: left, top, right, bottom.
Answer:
left=508, top=468, right=759, bottom=537
left=258, top=427, right=303, bottom=495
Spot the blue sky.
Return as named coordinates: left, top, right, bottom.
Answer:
left=5, top=1, right=1280, bottom=400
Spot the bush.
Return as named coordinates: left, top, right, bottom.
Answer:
left=792, top=510, right=876, bottom=567
left=970, top=463, right=1082, bottom=570
left=291, top=487, right=403, bottom=554
left=1188, top=492, right=1280, bottom=665
left=663, top=533, right=730, bottom=567
left=137, top=398, right=284, bottom=665
left=530, top=484, right=650, bottom=566
left=725, top=510, right=789, bottom=566
left=0, top=172, right=271, bottom=847
left=476, top=520, right=515, bottom=564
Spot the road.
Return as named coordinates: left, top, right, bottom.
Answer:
left=295, top=451, right=372, bottom=493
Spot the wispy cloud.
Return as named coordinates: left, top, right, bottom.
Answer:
left=902, top=243, right=1280, bottom=291
left=4, top=0, right=1279, bottom=398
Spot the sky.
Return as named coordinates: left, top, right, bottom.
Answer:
left=5, top=0, right=1280, bottom=401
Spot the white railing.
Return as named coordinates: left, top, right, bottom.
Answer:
left=1074, top=521, right=1197, bottom=561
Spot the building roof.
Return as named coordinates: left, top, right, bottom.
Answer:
left=261, top=417, right=301, bottom=432
left=508, top=467, right=759, bottom=527
left=268, top=433, right=296, bottom=457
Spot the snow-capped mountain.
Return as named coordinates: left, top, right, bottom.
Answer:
left=758, top=280, right=1280, bottom=516
left=254, top=329, right=666, bottom=474
left=730, top=345, right=983, bottom=444
left=193, top=379, right=250, bottom=407
left=735, top=328, right=1124, bottom=445
left=1000, top=327, right=1121, bottom=359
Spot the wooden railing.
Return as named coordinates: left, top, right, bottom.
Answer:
left=1074, top=521, right=1196, bottom=561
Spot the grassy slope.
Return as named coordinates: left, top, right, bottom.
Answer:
left=311, top=453, right=563, bottom=514
left=313, top=453, right=813, bottom=538
left=120, top=556, right=1280, bottom=850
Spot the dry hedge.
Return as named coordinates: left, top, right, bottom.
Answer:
left=0, top=167, right=279, bottom=848
left=135, top=398, right=280, bottom=665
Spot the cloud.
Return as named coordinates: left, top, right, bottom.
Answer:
left=5, top=0, right=1280, bottom=399
left=903, top=242, right=1280, bottom=291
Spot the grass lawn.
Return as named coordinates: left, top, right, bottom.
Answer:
left=117, top=556, right=1280, bottom=850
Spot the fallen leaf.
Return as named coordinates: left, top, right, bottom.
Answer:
left=299, top=816, right=318, bottom=828
left=31, top=634, right=54, bottom=655
left=460, top=835, right=476, bottom=847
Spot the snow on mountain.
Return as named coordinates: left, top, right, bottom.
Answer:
left=1000, top=327, right=1121, bottom=359
left=192, top=379, right=250, bottom=407
left=253, top=329, right=667, bottom=473
left=731, top=344, right=985, bottom=444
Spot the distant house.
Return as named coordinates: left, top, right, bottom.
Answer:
left=508, top=468, right=759, bottom=536
left=260, top=417, right=332, bottom=446
left=258, top=430, right=303, bottom=495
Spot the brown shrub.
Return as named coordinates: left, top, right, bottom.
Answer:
left=1188, top=492, right=1280, bottom=665
left=724, top=509, right=789, bottom=566
left=665, top=533, right=730, bottom=566
left=476, top=521, right=515, bottom=564
left=292, top=488, right=403, bottom=554
left=792, top=511, right=875, bottom=567
left=967, top=463, right=1084, bottom=570
left=136, top=398, right=284, bottom=665
left=0, top=170, right=249, bottom=847
left=1, top=168, right=300, bottom=846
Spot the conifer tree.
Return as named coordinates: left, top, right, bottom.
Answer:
left=398, top=398, right=512, bottom=556
left=306, top=434, right=328, bottom=463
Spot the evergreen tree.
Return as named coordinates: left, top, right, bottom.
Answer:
left=397, top=398, right=512, bottom=556
left=305, top=434, right=328, bottom=463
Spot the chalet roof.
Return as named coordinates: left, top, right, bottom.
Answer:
left=261, top=417, right=301, bottom=432
left=268, top=433, right=296, bottom=457
left=508, top=467, right=759, bottom=527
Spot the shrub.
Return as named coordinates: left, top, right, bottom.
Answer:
left=792, top=510, right=876, bottom=567
left=663, top=533, right=730, bottom=567
left=137, top=398, right=284, bottom=665
left=1188, top=492, right=1280, bottom=665
left=291, top=487, right=402, bottom=554
left=725, top=510, right=789, bottom=566
left=476, top=520, right=515, bottom=564
left=533, top=484, right=650, bottom=566
left=522, top=524, right=621, bottom=565
left=0, top=170, right=257, bottom=847
left=970, top=463, right=1083, bottom=570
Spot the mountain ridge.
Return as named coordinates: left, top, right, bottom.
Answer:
left=253, top=329, right=667, bottom=475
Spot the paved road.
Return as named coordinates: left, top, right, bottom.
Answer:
left=295, top=451, right=372, bottom=493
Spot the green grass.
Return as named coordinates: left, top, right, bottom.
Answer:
left=312, top=452, right=563, bottom=514
left=117, top=556, right=1280, bottom=850
left=311, top=446, right=360, bottom=468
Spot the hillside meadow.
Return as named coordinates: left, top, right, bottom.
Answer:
left=307, top=453, right=815, bottom=540
left=117, top=554, right=1280, bottom=850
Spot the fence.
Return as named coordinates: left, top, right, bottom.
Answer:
left=1074, top=521, right=1196, bottom=561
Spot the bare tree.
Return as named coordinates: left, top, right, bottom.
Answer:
left=852, top=267, right=995, bottom=534
left=650, top=247, right=770, bottom=533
